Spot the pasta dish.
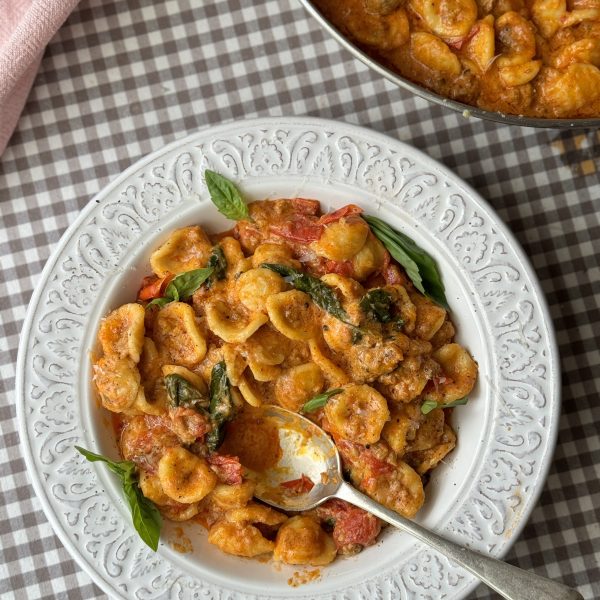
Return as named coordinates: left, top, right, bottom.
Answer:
left=86, top=172, right=478, bottom=566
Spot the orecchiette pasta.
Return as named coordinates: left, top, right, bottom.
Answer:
left=314, top=0, right=600, bottom=118
left=251, top=242, right=300, bottom=269
left=205, top=300, right=268, bottom=343
left=236, top=268, right=288, bottom=312
left=158, top=447, right=217, bottom=503
left=93, top=355, right=141, bottom=413
left=325, top=384, right=390, bottom=444
left=426, top=343, right=478, bottom=403
left=150, top=226, right=212, bottom=276
left=273, top=516, right=337, bottom=565
left=311, top=218, right=370, bottom=261
left=95, top=196, right=477, bottom=569
left=208, top=503, right=287, bottom=557
left=97, top=303, right=145, bottom=362
left=208, top=481, right=255, bottom=511
left=266, top=290, right=319, bottom=341
left=237, top=374, right=264, bottom=407
left=155, top=302, right=207, bottom=366
left=274, top=363, right=324, bottom=411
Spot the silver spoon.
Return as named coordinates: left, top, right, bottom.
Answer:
left=253, top=405, right=582, bottom=600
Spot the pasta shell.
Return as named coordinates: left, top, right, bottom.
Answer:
left=251, top=243, right=301, bottom=269
left=236, top=268, right=288, bottom=313
left=97, top=303, right=145, bottom=363
left=221, top=344, right=248, bottom=386
left=125, top=387, right=166, bottom=416
left=158, top=446, right=217, bottom=503
left=93, top=355, right=141, bottom=413
left=150, top=226, right=212, bottom=276
left=324, top=384, right=390, bottom=445
left=311, top=218, right=369, bottom=261
left=426, top=343, right=478, bottom=403
left=274, top=363, right=324, bottom=411
left=244, top=325, right=287, bottom=366
left=308, top=339, right=350, bottom=386
left=266, top=290, right=318, bottom=341
left=274, top=516, right=337, bottom=566
left=411, top=32, right=461, bottom=77
left=205, top=300, right=269, bottom=343
left=237, top=374, right=264, bottom=407
left=247, top=357, right=281, bottom=382
left=155, top=302, right=207, bottom=367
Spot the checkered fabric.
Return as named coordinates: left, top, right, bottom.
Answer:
left=1, top=0, right=599, bottom=598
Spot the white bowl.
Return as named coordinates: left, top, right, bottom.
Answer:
left=16, top=117, right=559, bottom=600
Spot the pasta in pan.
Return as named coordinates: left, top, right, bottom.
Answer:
left=92, top=194, right=478, bottom=566
left=313, top=0, right=600, bottom=118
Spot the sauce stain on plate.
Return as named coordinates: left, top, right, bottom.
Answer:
left=169, top=526, right=193, bottom=554
left=287, top=568, right=322, bottom=587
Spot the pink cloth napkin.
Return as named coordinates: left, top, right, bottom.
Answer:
left=0, top=0, right=80, bottom=155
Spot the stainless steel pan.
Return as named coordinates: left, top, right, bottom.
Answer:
left=299, top=0, right=600, bottom=129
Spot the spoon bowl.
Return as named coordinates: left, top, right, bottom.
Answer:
left=251, top=405, right=582, bottom=600
left=252, top=405, right=342, bottom=511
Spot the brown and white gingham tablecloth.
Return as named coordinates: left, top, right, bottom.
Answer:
left=1, top=1, right=599, bottom=598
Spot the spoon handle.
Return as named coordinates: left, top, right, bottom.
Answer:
left=336, top=482, right=582, bottom=600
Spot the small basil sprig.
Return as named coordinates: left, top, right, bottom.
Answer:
left=360, top=289, right=395, bottom=323
left=75, top=446, right=161, bottom=551
left=164, top=374, right=209, bottom=411
left=147, top=267, right=213, bottom=308
left=421, top=397, right=468, bottom=415
left=147, top=246, right=227, bottom=308
left=302, top=388, right=343, bottom=413
left=205, top=169, right=251, bottom=221
left=261, top=263, right=351, bottom=324
left=206, top=245, right=227, bottom=286
left=364, top=216, right=449, bottom=310
left=206, top=361, right=236, bottom=451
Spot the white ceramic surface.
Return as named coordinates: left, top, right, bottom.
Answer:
left=16, top=117, right=560, bottom=600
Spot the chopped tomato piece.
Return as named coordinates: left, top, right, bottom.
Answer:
left=168, top=406, right=211, bottom=443
left=383, top=263, right=408, bottom=286
left=138, top=273, right=174, bottom=301
left=318, top=204, right=363, bottom=225
left=317, top=499, right=381, bottom=551
left=207, top=453, right=244, bottom=485
left=280, top=474, right=315, bottom=494
left=290, top=198, right=321, bottom=215
left=323, top=259, right=355, bottom=277
left=269, top=220, right=323, bottom=243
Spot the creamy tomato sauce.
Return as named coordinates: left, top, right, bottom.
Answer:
left=92, top=197, right=478, bottom=567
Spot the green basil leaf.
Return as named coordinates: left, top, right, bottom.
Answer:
left=207, top=245, right=227, bottom=284
left=164, top=374, right=209, bottom=410
left=205, top=170, right=250, bottom=221
left=165, top=267, right=214, bottom=300
left=302, top=388, right=342, bottom=413
left=122, top=479, right=162, bottom=551
left=359, top=289, right=395, bottom=323
left=146, top=297, right=170, bottom=309
left=261, top=263, right=351, bottom=324
left=259, top=263, right=296, bottom=278
left=207, top=361, right=235, bottom=451
left=364, top=215, right=449, bottom=310
left=421, top=397, right=468, bottom=415
left=75, top=446, right=134, bottom=478
left=350, top=328, right=363, bottom=344
left=76, top=446, right=161, bottom=551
